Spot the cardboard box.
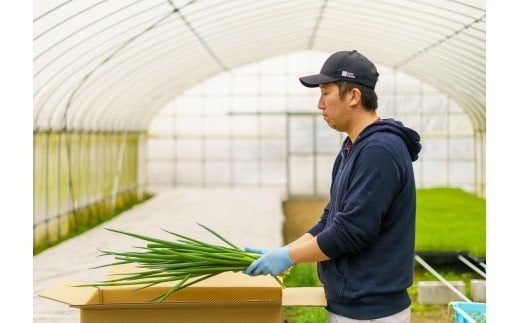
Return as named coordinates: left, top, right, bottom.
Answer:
left=40, top=266, right=326, bottom=323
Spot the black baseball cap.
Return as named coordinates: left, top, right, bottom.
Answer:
left=299, top=50, right=379, bottom=89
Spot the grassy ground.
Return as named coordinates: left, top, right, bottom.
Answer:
left=282, top=188, right=486, bottom=322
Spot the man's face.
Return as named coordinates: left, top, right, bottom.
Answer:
left=318, top=82, right=350, bottom=132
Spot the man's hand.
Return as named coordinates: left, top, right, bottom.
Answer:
left=244, top=247, right=294, bottom=276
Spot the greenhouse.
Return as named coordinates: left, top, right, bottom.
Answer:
left=31, top=1, right=489, bottom=322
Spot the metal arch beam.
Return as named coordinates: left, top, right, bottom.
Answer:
left=44, top=10, right=177, bottom=131
left=319, top=14, right=485, bottom=60
left=393, top=14, right=486, bottom=69
left=33, top=16, right=187, bottom=127
left=192, top=12, right=316, bottom=42
left=88, top=46, right=481, bottom=133
left=185, top=1, right=482, bottom=53
left=67, top=36, right=216, bottom=129
left=135, top=59, right=484, bottom=135
left=33, top=0, right=486, bottom=133
left=33, top=13, right=167, bottom=102
left=405, top=74, right=485, bottom=129
left=313, top=33, right=485, bottom=129
left=33, top=12, right=170, bottom=128
left=33, top=0, right=74, bottom=22
left=400, top=0, right=484, bottom=17
left=34, top=11, right=180, bottom=127
left=402, top=48, right=485, bottom=91
left=33, top=0, right=110, bottom=41
left=81, top=50, right=222, bottom=130
left=307, top=0, right=329, bottom=49
left=402, top=69, right=485, bottom=131
left=181, top=0, right=318, bottom=27
left=76, top=33, right=303, bottom=125
left=69, top=35, right=484, bottom=132
left=329, top=0, right=484, bottom=26
left=39, top=0, right=230, bottom=132
left=35, top=1, right=316, bottom=129
left=317, top=11, right=484, bottom=57
left=314, top=29, right=484, bottom=81
left=84, top=58, right=220, bottom=131
left=314, top=38, right=485, bottom=110
left=67, top=28, right=200, bottom=128
left=326, top=0, right=483, bottom=33
left=314, top=18, right=484, bottom=78
left=82, top=39, right=315, bottom=131
left=321, top=1, right=485, bottom=129
left=48, top=51, right=485, bottom=135
left=34, top=1, right=167, bottom=78
left=178, top=3, right=320, bottom=45
left=63, top=26, right=314, bottom=129
left=167, top=0, right=228, bottom=71
left=36, top=0, right=196, bottom=130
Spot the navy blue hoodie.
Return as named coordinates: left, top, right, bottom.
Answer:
left=308, top=118, right=421, bottom=320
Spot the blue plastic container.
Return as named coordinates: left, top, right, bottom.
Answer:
left=450, top=302, right=486, bottom=323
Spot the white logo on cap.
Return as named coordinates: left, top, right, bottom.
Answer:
left=342, top=71, right=355, bottom=78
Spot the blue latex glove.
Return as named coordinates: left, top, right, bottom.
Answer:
left=244, top=247, right=294, bottom=276
left=244, top=247, right=268, bottom=255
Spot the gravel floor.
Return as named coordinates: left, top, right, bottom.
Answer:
left=33, top=187, right=286, bottom=323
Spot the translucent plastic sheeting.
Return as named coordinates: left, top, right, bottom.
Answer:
left=147, top=52, right=483, bottom=196
left=33, top=132, right=143, bottom=245
left=33, top=0, right=485, bottom=133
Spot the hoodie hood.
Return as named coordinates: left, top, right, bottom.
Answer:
left=357, top=118, right=422, bottom=161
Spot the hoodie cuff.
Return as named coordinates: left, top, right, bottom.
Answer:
left=307, top=222, right=324, bottom=237
left=316, top=228, right=344, bottom=259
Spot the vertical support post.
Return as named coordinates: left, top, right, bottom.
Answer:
left=447, top=99, right=451, bottom=187
left=109, top=132, right=128, bottom=216
left=474, top=129, right=486, bottom=197
left=44, top=131, right=49, bottom=234
left=201, top=88, right=206, bottom=187
left=312, top=115, right=318, bottom=196
left=95, top=132, right=100, bottom=216
left=56, top=131, right=62, bottom=241
left=285, top=113, right=291, bottom=196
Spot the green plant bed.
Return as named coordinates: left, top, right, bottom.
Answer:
left=415, top=188, right=486, bottom=257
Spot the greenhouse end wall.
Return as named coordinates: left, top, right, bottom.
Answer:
left=147, top=53, right=484, bottom=197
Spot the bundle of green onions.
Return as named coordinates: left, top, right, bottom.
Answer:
left=79, top=223, right=285, bottom=302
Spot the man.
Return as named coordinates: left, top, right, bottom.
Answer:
left=244, top=50, right=422, bottom=322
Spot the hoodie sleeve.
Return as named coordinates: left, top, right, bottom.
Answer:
left=307, top=200, right=331, bottom=236
left=316, top=145, right=401, bottom=258
left=307, top=146, right=344, bottom=236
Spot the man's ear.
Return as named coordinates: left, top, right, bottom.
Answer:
left=349, top=88, right=362, bottom=106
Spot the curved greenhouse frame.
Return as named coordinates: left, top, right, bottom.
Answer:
left=33, top=0, right=485, bottom=249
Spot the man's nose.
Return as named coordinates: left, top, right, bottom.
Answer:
left=318, top=97, right=325, bottom=110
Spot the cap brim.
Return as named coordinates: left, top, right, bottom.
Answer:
left=299, top=74, right=339, bottom=88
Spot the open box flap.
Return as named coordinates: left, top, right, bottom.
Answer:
left=282, top=287, right=327, bottom=306
left=39, top=279, right=99, bottom=306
